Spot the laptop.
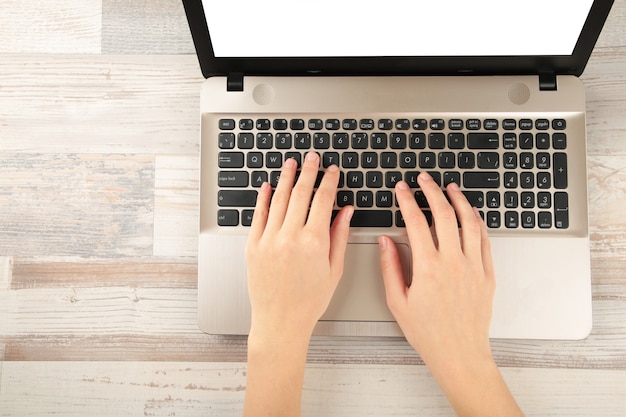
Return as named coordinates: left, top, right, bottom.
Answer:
left=183, top=0, right=614, bottom=339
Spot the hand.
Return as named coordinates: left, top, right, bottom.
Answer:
left=246, top=152, right=354, bottom=342
left=379, top=173, right=523, bottom=417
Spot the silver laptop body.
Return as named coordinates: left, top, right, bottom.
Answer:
left=183, top=0, right=615, bottom=339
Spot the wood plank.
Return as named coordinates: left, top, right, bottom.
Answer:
left=0, top=257, right=12, bottom=290
left=10, top=260, right=196, bottom=289
left=0, top=55, right=202, bottom=154
left=153, top=155, right=199, bottom=257
left=0, top=0, right=102, bottom=54
left=582, top=48, right=626, bottom=156
left=0, top=361, right=625, bottom=417
left=594, top=0, right=626, bottom=49
left=588, top=156, right=626, bottom=260
left=102, top=0, right=195, bottom=54
left=0, top=154, right=154, bottom=258
left=1, top=286, right=625, bottom=367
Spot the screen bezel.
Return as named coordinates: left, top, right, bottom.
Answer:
left=182, top=0, right=614, bottom=79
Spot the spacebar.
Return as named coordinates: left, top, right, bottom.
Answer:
left=333, top=210, right=393, bottom=227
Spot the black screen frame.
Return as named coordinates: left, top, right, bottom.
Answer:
left=182, top=0, right=614, bottom=79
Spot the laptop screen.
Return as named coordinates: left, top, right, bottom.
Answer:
left=202, top=0, right=594, bottom=58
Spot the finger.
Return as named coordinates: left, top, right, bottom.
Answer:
left=418, top=172, right=461, bottom=254
left=395, top=180, right=436, bottom=257
left=378, top=235, right=408, bottom=316
left=445, top=182, right=482, bottom=258
left=264, top=157, right=298, bottom=231
left=306, top=164, right=341, bottom=230
left=328, top=205, right=354, bottom=282
left=248, top=182, right=272, bottom=242
left=475, top=207, right=495, bottom=281
left=283, top=152, right=321, bottom=229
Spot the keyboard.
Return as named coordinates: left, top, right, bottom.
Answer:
left=214, top=116, right=569, bottom=231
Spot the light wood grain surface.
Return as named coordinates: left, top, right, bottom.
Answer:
left=0, top=1, right=625, bottom=416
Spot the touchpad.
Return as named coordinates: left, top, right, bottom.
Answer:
left=320, top=243, right=411, bottom=322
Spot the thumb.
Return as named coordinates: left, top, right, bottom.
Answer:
left=379, top=235, right=408, bottom=314
left=328, top=206, right=353, bottom=282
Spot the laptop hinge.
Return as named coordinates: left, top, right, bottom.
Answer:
left=227, top=72, right=244, bottom=92
left=539, top=72, right=557, bottom=91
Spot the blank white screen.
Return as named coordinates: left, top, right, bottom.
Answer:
left=203, top=0, right=594, bottom=58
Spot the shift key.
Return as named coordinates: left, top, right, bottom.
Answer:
left=218, top=190, right=258, bottom=207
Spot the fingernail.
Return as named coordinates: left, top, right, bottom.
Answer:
left=448, top=181, right=460, bottom=191
left=260, top=182, right=270, bottom=191
left=419, top=171, right=432, bottom=181
left=378, top=235, right=388, bottom=250
left=396, top=181, right=409, bottom=190
left=327, top=164, right=339, bottom=173
left=306, top=152, right=319, bottom=162
left=345, top=206, right=354, bottom=222
left=284, top=158, right=296, bottom=168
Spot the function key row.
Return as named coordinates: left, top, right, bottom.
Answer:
left=219, top=118, right=567, bottom=132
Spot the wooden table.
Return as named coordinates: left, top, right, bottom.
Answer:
left=1, top=1, right=625, bottom=415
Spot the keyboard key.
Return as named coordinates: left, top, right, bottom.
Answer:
left=360, top=119, right=375, bottom=130
left=521, top=192, right=535, bottom=208
left=412, top=119, right=428, bottom=130
left=238, top=132, right=254, bottom=149
left=409, top=133, right=426, bottom=149
left=337, top=191, right=354, bottom=207
left=466, top=119, right=481, bottom=130
left=273, top=119, right=288, bottom=130
left=256, top=119, right=271, bottom=130
left=266, top=152, right=283, bottom=168
left=400, top=152, right=417, bottom=169
left=371, top=133, right=388, bottom=149
left=519, top=119, right=533, bottom=130
left=520, top=172, right=534, bottom=189
left=477, top=152, right=499, bottom=169
left=463, top=172, right=500, bottom=188
left=322, top=152, right=340, bottom=167
left=246, top=152, right=263, bottom=168
left=428, top=133, right=445, bottom=149
left=390, top=133, right=407, bottom=149
left=505, top=211, right=519, bottom=228
left=552, top=133, right=567, bottom=149
left=342, top=152, right=359, bottom=168
left=339, top=210, right=393, bottom=227
left=242, top=210, right=254, bottom=226
left=448, top=133, right=465, bottom=149
left=219, top=132, right=235, bottom=149
left=535, top=119, right=550, bottom=130
left=218, top=171, right=249, bottom=187
left=487, top=211, right=501, bottom=228
left=430, top=119, right=445, bottom=130
left=290, top=118, right=305, bottom=130
left=239, top=119, right=254, bottom=130
left=554, top=192, right=569, bottom=229
left=251, top=171, right=268, bottom=187
left=502, top=119, right=517, bottom=130
left=294, top=132, right=311, bottom=149
left=256, top=133, right=273, bottom=149
left=519, top=133, right=534, bottom=149
left=504, top=191, right=518, bottom=208
left=537, top=172, right=551, bottom=189
left=538, top=211, right=552, bottom=228
left=351, top=132, right=368, bottom=149
left=366, top=171, right=383, bottom=188
left=486, top=191, right=500, bottom=208
left=503, top=152, right=517, bottom=169
left=458, top=152, right=475, bottom=169
left=395, top=119, right=411, bottom=130
left=503, top=133, right=517, bottom=149
left=218, top=152, right=244, bottom=168
left=552, top=119, right=566, bottom=130
left=332, top=132, right=349, bottom=149
left=308, top=119, right=323, bottom=130
left=484, top=119, right=499, bottom=130
left=378, top=119, right=393, bottom=130
left=217, top=209, right=239, bottom=226
left=538, top=131, right=555, bottom=148
left=381, top=152, right=397, bottom=168
left=346, top=171, right=364, bottom=188
left=462, top=191, right=485, bottom=208
left=356, top=191, right=374, bottom=207
left=404, top=171, right=420, bottom=188
left=468, top=133, right=499, bottom=149
left=385, top=171, right=402, bottom=188
left=285, top=152, right=301, bottom=168
left=443, top=171, right=461, bottom=187
left=504, top=172, right=518, bottom=188
left=219, top=119, right=235, bottom=130
left=536, top=152, right=550, bottom=169
left=342, top=119, right=357, bottom=130
left=553, top=153, right=568, bottom=189
left=325, top=119, right=340, bottom=130
left=275, top=132, right=292, bottom=149
left=313, top=132, right=330, bottom=149
left=521, top=211, right=536, bottom=228
left=376, top=191, right=393, bottom=207
left=448, top=119, right=464, bottom=130
left=419, top=152, right=436, bottom=169
left=538, top=192, right=552, bottom=208
left=438, top=152, right=455, bottom=169
left=218, top=190, right=258, bottom=207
